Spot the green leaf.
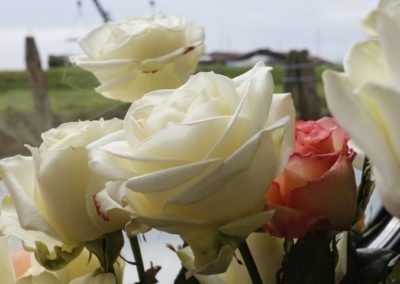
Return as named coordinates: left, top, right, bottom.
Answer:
left=282, top=230, right=336, bottom=284
left=355, top=157, right=375, bottom=223
left=85, top=230, right=124, bottom=273
left=34, top=241, right=83, bottom=270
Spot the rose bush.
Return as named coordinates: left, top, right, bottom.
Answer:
left=88, top=62, right=295, bottom=274
left=72, top=13, right=205, bottom=102
left=323, top=0, right=400, bottom=218
left=264, top=118, right=357, bottom=239
left=0, top=119, right=128, bottom=245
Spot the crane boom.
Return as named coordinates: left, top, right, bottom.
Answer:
left=91, top=0, right=111, bottom=22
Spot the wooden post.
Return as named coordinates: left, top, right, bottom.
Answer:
left=284, top=50, right=320, bottom=120
left=25, top=36, right=53, bottom=131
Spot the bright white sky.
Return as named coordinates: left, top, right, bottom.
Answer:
left=0, top=0, right=377, bottom=70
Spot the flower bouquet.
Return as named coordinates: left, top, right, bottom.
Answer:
left=1, top=1, right=400, bottom=283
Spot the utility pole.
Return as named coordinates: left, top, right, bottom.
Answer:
left=25, top=36, right=54, bottom=131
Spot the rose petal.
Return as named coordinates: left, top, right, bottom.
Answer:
left=345, top=40, right=389, bottom=89
left=0, top=156, right=58, bottom=238
left=126, top=159, right=223, bottom=193
left=377, top=10, right=400, bottom=87
left=323, top=71, right=399, bottom=190
left=0, top=236, right=16, bottom=283
left=35, top=148, right=104, bottom=241
left=289, top=156, right=357, bottom=231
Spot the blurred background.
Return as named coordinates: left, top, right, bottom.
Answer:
left=0, top=1, right=380, bottom=283
left=0, top=0, right=377, bottom=157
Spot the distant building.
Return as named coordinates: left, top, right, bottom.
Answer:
left=201, top=48, right=333, bottom=66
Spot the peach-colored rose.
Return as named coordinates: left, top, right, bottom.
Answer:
left=264, top=117, right=357, bottom=239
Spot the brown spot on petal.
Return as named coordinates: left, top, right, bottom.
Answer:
left=143, top=69, right=158, bottom=74
left=183, top=46, right=195, bottom=55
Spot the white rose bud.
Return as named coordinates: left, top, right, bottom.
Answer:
left=323, top=0, right=400, bottom=218
left=72, top=13, right=205, bottom=103
left=88, top=62, right=295, bottom=274
left=0, top=119, right=129, bottom=242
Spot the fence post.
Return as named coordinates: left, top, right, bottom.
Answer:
left=25, top=36, right=53, bottom=131
left=284, top=50, right=320, bottom=120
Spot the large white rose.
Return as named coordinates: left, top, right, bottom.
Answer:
left=72, top=13, right=205, bottom=102
left=88, top=62, right=295, bottom=274
left=0, top=119, right=128, bottom=243
left=323, top=0, right=400, bottom=218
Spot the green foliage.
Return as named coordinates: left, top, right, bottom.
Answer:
left=34, top=242, right=84, bottom=271
left=0, top=64, right=339, bottom=121
left=340, top=231, right=399, bottom=284
left=282, top=230, right=336, bottom=284
left=85, top=230, right=125, bottom=274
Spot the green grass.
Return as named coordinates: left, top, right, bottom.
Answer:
left=0, top=63, right=340, bottom=121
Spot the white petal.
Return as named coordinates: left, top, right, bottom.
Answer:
left=233, top=61, right=271, bottom=88
left=206, top=66, right=276, bottom=159
left=16, top=272, right=61, bottom=284
left=85, top=177, right=131, bottom=235
left=335, top=232, right=348, bottom=284
left=126, top=159, right=223, bottom=193
left=358, top=83, right=400, bottom=161
left=266, top=93, right=296, bottom=175
left=323, top=71, right=399, bottom=190
left=69, top=272, right=117, bottom=284
left=0, top=196, right=64, bottom=252
left=0, top=236, right=16, bottom=284
left=133, top=116, right=231, bottom=162
left=0, top=156, right=58, bottom=238
left=166, top=116, right=289, bottom=206
left=183, top=72, right=239, bottom=113
left=88, top=131, right=137, bottom=180
left=219, top=210, right=274, bottom=239
left=377, top=10, right=400, bottom=88
left=344, top=40, right=389, bottom=90
left=36, top=148, right=104, bottom=241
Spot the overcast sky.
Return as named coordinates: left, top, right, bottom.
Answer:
left=0, top=0, right=377, bottom=70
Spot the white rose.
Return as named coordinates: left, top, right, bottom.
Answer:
left=323, top=0, right=400, bottom=218
left=88, top=62, right=295, bottom=274
left=72, top=13, right=205, bottom=102
left=0, top=119, right=128, bottom=243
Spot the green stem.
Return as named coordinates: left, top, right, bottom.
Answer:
left=129, top=236, right=147, bottom=284
left=239, top=240, right=263, bottom=284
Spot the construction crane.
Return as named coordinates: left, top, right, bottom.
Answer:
left=76, top=0, right=111, bottom=23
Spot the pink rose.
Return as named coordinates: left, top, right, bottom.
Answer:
left=264, top=117, right=357, bottom=239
